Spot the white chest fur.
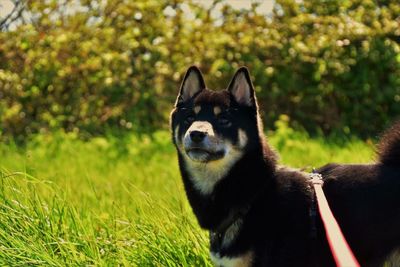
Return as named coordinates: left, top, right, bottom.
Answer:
left=210, top=250, right=254, bottom=267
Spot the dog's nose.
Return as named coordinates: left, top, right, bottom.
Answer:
left=190, top=131, right=206, bottom=143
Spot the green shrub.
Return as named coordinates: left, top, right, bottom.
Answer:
left=0, top=0, right=399, bottom=141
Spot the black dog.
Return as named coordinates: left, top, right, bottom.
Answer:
left=170, top=66, right=400, bottom=267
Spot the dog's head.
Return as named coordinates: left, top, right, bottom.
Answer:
left=171, top=66, right=262, bottom=170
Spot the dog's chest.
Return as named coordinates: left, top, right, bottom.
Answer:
left=210, top=250, right=254, bottom=267
left=211, top=218, right=243, bottom=248
left=210, top=218, right=254, bottom=267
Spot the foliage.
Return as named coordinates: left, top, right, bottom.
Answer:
left=0, top=0, right=399, bottom=141
left=0, top=128, right=374, bottom=266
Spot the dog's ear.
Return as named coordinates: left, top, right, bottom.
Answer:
left=228, top=67, right=256, bottom=107
left=175, top=66, right=205, bottom=106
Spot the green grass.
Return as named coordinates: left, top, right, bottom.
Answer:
left=0, top=128, right=375, bottom=266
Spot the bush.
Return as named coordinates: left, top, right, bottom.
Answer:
left=0, top=0, right=399, bottom=141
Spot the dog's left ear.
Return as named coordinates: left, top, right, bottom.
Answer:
left=175, top=66, right=206, bottom=107
left=228, top=67, right=256, bottom=108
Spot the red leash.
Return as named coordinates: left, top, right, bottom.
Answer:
left=310, top=173, right=360, bottom=267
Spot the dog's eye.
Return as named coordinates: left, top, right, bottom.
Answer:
left=185, top=115, right=195, bottom=124
left=218, top=117, right=231, bottom=127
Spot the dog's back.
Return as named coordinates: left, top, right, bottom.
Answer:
left=317, top=121, right=400, bottom=266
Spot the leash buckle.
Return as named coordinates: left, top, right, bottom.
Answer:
left=310, top=169, right=324, bottom=186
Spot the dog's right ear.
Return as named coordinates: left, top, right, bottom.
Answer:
left=228, top=67, right=256, bottom=108
left=175, top=66, right=205, bottom=106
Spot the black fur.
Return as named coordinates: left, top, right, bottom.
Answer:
left=171, top=66, right=400, bottom=266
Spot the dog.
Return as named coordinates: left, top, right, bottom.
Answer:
left=170, top=66, right=400, bottom=267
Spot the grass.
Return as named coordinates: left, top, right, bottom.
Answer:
left=0, top=125, right=375, bottom=266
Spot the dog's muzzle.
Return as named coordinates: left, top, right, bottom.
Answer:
left=183, top=121, right=225, bottom=162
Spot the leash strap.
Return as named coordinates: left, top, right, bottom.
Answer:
left=310, top=173, right=360, bottom=267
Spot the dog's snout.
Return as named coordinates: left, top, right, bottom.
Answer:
left=190, top=131, right=207, bottom=143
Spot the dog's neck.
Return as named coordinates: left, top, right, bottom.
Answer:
left=178, top=144, right=276, bottom=231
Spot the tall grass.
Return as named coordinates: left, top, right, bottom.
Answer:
left=0, top=125, right=375, bottom=266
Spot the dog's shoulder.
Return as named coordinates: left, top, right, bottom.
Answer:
left=274, top=167, right=312, bottom=207
left=274, top=166, right=311, bottom=193
left=271, top=167, right=314, bottom=237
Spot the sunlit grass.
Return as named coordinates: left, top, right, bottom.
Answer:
left=0, top=128, right=375, bottom=266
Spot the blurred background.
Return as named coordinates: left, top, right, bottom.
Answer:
left=1, top=0, right=399, bottom=142
left=1, top=1, right=400, bottom=266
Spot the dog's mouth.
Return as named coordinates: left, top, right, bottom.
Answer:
left=185, top=147, right=225, bottom=162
